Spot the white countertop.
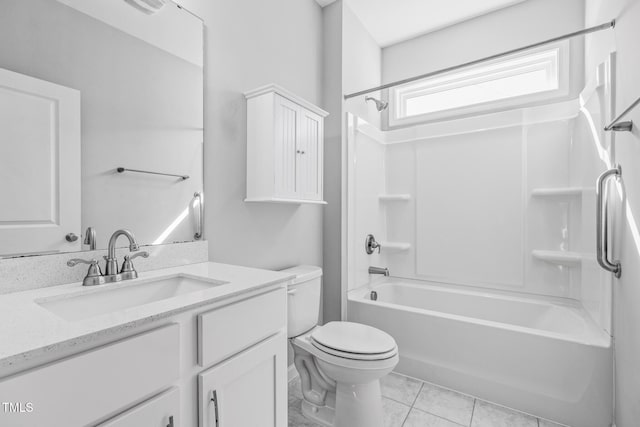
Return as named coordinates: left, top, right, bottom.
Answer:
left=0, top=262, right=294, bottom=372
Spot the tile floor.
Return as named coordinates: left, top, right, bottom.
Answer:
left=288, top=372, right=569, bottom=427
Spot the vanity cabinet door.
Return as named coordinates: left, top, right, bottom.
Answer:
left=99, top=387, right=179, bottom=427
left=198, top=332, right=287, bottom=427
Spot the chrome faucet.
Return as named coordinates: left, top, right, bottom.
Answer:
left=105, top=229, right=139, bottom=275
left=368, top=266, right=389, bottom=276
left=83, top=226, right=97, bottom=250
left=67, top=229, right=149, bottom=286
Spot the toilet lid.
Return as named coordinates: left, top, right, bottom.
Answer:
left=310, top=322, right=397, bottom=356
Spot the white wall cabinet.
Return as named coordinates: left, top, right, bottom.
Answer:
left=245, top=84, right=328, bottom=204
left=198, top=332, right=287, bottom=427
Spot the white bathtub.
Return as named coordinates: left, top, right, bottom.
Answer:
left=347, top=278, right=612, bottom=427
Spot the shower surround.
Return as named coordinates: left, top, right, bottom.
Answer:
left=344, top=58, right=616, bottom=427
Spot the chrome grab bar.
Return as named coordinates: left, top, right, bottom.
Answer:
left=596, top=165, right=622, bottom=278
left=193, top=192, right=203, bottom=240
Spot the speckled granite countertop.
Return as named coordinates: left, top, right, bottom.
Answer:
left=0, top=262, right=293, bottom=372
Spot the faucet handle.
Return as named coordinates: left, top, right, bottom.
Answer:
left=121, top=251, right=149, bottom=273
left=365, top=234, right=381, bottom=254
left=67, top=258, right=103, bottom=277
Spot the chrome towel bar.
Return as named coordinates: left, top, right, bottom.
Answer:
left=116, top=167, right=189, bottom=180
left=596, top=165, right=622, bottom=278
left=604, top=95, right=640, bottom=132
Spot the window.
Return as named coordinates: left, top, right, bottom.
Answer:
left=389, top=42, right=569, bottom=126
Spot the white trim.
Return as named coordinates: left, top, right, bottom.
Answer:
left=244, top=197, right=327, bottom=205
left=389, top=41, right=570, bottom=127
left=244, top=84, right=329, bottom=117
left=360, top=99, right=580, bottom=146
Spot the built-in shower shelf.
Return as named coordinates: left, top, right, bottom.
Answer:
left=532, top=250, right=582, bottom=266
left=380, top=241, right=411, bottom=252
left=531, top=187, right=591, bottom=197
left=378, top=194, right=411, bottom=201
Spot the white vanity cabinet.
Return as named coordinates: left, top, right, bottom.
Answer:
left=198, top=332, right=287, bottom=427
left=0, top=283, right=288, bottom=427
left=197, top=288, right=288, bottom=427
left=98, top=388, right=180, bottom=427
left=245, top=84, right=329, bottom=204
left=0, top=324, right=180, bottom=427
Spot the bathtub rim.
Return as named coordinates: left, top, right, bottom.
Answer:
left=347, top=277, right=611, bottom=348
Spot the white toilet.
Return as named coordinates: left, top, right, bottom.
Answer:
left=283, top=265, right=398, bottom=427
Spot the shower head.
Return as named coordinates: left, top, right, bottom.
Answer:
left=365, top=96, right=389, bottom=112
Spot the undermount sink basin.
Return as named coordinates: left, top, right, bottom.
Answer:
left=36, top=274, right=227, bottom=321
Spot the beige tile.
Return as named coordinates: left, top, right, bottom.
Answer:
left=539, top=419, right=570, bottom=427
left=288, top=397, right=324, bottom=427
left=471, top=400, right=537, bottom=427
left=382, top=397, right=411, bottom=427
left=413, top=382, right=474, bottom=426
left=381, top=372, right=423, bottom=405
left=404, top=408, right=467, bottom=427
left=288, top=376, right=303, bottom=402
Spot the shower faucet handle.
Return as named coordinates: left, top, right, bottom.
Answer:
left=365, top=234, right=381, bottom=254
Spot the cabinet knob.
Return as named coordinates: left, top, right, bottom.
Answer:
left=296, top=150, right=305, bottom=154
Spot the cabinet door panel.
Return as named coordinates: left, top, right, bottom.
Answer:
left=0, top=324, right=179, bottom=427
left=198, top=332, right=287, bottom=427
left=0, top=68, right=81, bottom=256
left=99, top=388, right=179, bottom=427
left=297, top=110, right=323, bottom=201
left=273, top=95, right=299, bottom=198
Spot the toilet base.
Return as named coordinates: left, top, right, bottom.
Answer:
left=301, top=399, right=334, bottom=427
left=299, top=380, right=384, bottom=427
left=334, top=381, right=384, bottom=427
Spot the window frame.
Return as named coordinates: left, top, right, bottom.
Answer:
left=387, top=40, right=571, bottom=127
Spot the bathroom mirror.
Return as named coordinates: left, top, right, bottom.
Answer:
left=0, top=0, right=204, bottom=258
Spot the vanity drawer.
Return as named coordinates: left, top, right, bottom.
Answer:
left=0, top=324, right=179, bottom=427
left=198, top=287, right=286, bottom=367
left=99, top=387, right=179, bottom=427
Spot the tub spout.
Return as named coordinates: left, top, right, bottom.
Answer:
left=369, top=266, right=389, bottom=276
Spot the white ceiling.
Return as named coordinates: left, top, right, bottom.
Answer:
left=316, top=0, right=527, bottom=47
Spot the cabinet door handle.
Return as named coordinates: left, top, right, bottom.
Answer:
left=166, top=415, right=174, bottom=427
left=296, top=150, right=305, bottom=154
left=210, top=390, right=220, bottom=427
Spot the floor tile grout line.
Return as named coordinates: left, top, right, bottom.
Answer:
left=400, top=382, right=424, bottom=427
left=407, top=406, right=469, bottom=427
left=469, top=398, right=476, bottom=427
left=410, top=381, right=425, bottom=408
left=382, top=394, right=418, bottom=408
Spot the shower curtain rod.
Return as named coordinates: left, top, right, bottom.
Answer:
left=343, top=20, right=616, bottom=100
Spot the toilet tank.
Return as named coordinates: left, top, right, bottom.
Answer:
left=280, top=265, right=323, bottom=338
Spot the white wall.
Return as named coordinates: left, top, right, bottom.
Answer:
left=382, top=0, right=585, bottom=97
left=178, top=0, right=325, bottom=271
left=585, top=1, right=640, bottom=425
left=342, top=4, right=383, bottom=128
left=322, top=1, right=344, bottom=323
left=322, top=1, right=383, bottom=321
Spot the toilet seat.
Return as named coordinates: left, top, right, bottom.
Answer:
left=311, top=340, right=398, bottom=361
left=310, top=322, right=397, bottom=361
